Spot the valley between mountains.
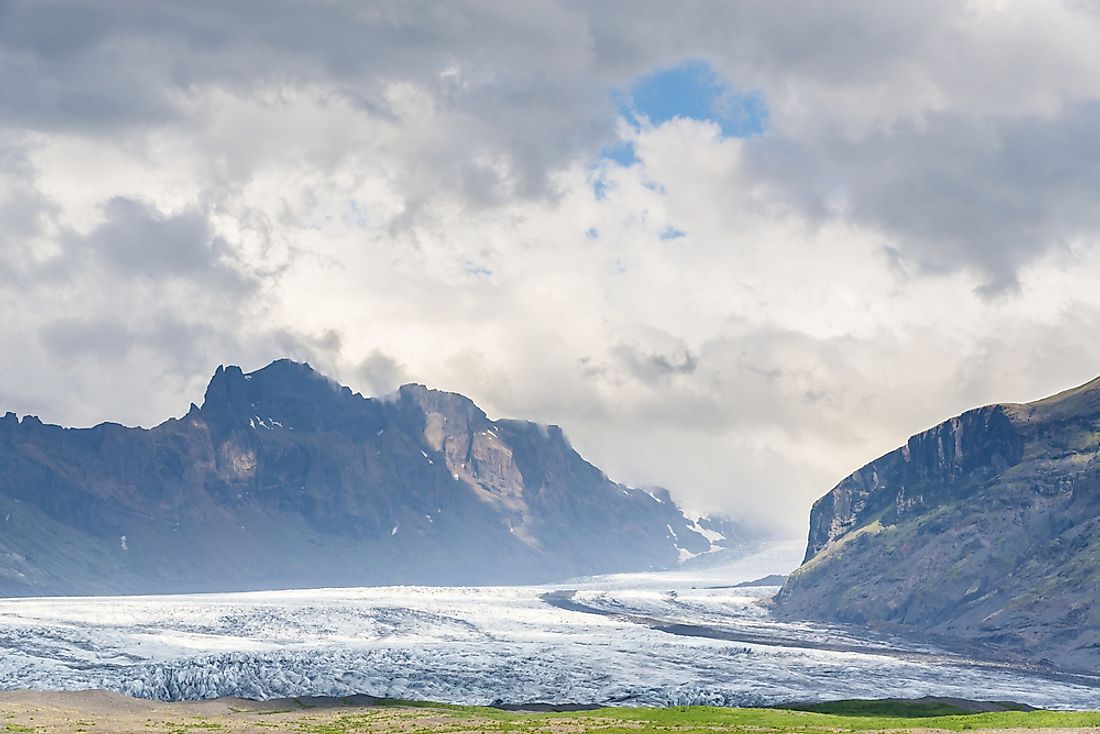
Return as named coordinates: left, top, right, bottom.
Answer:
left=5, top=362, right=1100, bottom=709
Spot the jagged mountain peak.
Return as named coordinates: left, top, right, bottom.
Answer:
left=396, top=382, right=488, bottom=428
left=0, top=356, right=736, bottom=595
left=203, top=359, right=341, bottom=403
left=198, top=359, right=368, bottom=434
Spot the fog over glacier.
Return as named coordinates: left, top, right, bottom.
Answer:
left=1, top=542, right=1098, bottom=709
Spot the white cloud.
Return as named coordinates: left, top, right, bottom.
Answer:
left=5, top=1, right=1100, bottom=533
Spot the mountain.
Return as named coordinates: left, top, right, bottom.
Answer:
left=775, top=375, right=1100, bottom=671
left=0, top=359, right=733, bottom=596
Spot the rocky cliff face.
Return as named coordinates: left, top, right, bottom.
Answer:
left=776, top=375, right=1100, bottom=671
left=802, top=405, right=1025, bottom=561
left=0, top=359, right=726, bottom=596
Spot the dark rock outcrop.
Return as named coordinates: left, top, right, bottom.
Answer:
left=775, top=375, right=1100, bottom=671
left=0, top=359, right=726, bottom=596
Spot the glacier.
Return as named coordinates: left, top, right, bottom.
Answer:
left=1, top=541, right=1099, bottom=709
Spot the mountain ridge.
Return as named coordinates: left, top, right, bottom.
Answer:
left=0, top=359, right=736, bottom=596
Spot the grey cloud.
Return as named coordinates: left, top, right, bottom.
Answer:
left=0, top=145, right=50, bottom=225
left=352, top=349, right=410, bottom=396
left=39, top=317, right=135, bottom=361
left=575, top=0, right=948, bottom=82
left=0, top=1, right=625, bottom=201
left=256, top=329, right=347, bottom=382
left=7, top=0, right=1095, bottom=290
left=9, top=0, right=1100, bottom=530
left=0, top=144, right=57, bottom=281
left=67, top=197, right=253, bottom=294
left=880, top=245, right=910, bottom=280
left=40, top=314, right=229, bottom=374
left=0, top=180, right=53, bottom=246
left=28, top=313, right=349, bottom=427
left=4, top=193, right=284, bottom=427
left=0, top=2, right=183, bottom=132
left=743, top=103, right=1100, bottom=294
left=612, top=343, right=699, bottom=386
left=582, top=1, right=1100, bottom=291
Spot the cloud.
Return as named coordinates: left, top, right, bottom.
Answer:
left=611, top=340, right=699, bottom=386
left=39, top=317, right=135, bottom=361
left=6, top=1, right=1098, bottom=286
left=353, top=350, right=410, bottom=396
left=6, top=1, right=1100, bottom=532
left=742, top=103, right=1100, bottom=294
left=0, top=142, right=58, bottom=278
left=70, top=197, right=252, bottom=289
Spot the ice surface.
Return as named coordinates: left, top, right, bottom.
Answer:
left=1, top=541, right=1098, bottom=708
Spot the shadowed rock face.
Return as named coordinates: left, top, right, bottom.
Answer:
left=0, top=359, right=720, bottom=596
left=776, top=375, right=1100, bottom=671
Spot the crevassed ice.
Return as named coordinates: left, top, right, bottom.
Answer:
left=0, top=543, right=1097, bottom=709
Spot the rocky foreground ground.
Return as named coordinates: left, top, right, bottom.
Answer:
left=3, top=691, right=1100, bottom=734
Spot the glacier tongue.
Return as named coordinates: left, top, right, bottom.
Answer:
left=1, top=543, right=1099, bottom=709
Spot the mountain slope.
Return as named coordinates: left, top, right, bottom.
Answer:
left=775, top=375, right=1100, bottom=671
left=0, top=359, right=725, bottom=595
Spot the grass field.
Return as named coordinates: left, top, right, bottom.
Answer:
left=3, top=692, right=1100, bottom=734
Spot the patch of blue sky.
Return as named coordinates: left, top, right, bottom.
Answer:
left=624, top=58, right=768, bottom=138
left=598, top=140, right=638, bottom=167
left=592, top=59, right=766, bottom=198
left=659, top=226, right=686, bottom=241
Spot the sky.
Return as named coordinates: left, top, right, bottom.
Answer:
left=4, top=1, right=1100, bottom=535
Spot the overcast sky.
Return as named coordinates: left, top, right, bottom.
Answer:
left=5, top=1, right=1100, bottom=534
